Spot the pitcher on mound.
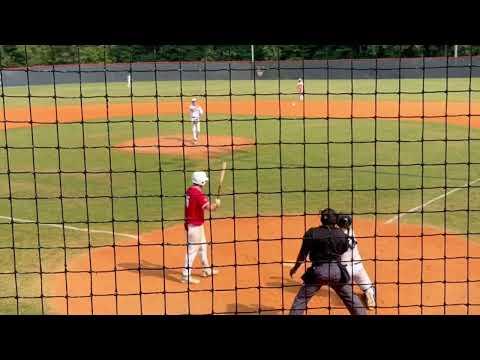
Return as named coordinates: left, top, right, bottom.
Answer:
left=189, top=98, right=204, bottom=145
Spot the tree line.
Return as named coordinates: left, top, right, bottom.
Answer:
left=0, top=45, right=478, bottom=67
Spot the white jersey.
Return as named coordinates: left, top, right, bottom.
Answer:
left=189, top=105, right=204, bottom=121
left=340, top=227, right=363, bottom=265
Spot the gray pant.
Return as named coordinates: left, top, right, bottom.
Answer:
left=290, top=263, right=367, bottom=315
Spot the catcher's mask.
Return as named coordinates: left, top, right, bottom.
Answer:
left=337, top=214, right=353, bottom=229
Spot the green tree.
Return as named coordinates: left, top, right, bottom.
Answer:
left=0, top=46, right=26, bottom=66
left=1, top=44, right=476, bottom=68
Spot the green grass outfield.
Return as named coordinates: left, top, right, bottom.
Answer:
left=0, top=78, right=479, bottom=314
left=2, top=78, right=480, bottom=107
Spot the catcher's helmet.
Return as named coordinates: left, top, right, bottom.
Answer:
left=337, top=214, right=353, bottom=229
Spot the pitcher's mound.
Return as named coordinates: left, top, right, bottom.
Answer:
left=115, top=135, right=255, bottom=158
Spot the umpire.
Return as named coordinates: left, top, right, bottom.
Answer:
left=289, top=208, right=367, bottom=315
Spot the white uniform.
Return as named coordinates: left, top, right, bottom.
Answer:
left=297, top=80, right=304, bottom=101
left=189, top=104, right=204, bottom=142
left=341, top=227, right=375, bottom=295
left=183, top=224, right=210, bottom=277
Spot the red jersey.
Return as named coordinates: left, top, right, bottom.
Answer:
left=297, top=82, right=304, bottom=93
left=185, top=185, right=209, bottom=226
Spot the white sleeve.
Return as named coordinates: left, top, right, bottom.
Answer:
left=351, top=229, right=364, bottom=263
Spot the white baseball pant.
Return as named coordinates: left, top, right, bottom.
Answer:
left=341, top=227, right=375, bottom=294
left=347, top=262, right=374, bottom=293
left=192, top=119, right=200, bottom=141
left=344, top=246, right=375, bottom=296
left=182, top=224, right=210, bottom=277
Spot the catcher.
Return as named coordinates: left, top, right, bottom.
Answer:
left=337, top=214, right=376, bottom=309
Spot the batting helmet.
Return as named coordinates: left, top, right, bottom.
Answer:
left=320, top=208, right=337, bottom=226
left=192, top=171, right=208, bottom=186
left=337, top=214, right=352, bottom=229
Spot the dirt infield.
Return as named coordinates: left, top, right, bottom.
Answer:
left=115, top=135, right=255, bottom=158
left=2, top=99, right=480, bottom=129
left=42, top=216, right=480, bottom=315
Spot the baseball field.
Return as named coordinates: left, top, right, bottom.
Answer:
left=1, top=77, right=479, bottom=314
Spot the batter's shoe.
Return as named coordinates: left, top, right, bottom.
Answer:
left=365, top=288, right=376, bottom=309
left=181, top=275, right=200, bottom=284
left=201, top=268, right=219, bottom=277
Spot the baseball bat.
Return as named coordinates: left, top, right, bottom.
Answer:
left=217, top=161, right=227, bottom=196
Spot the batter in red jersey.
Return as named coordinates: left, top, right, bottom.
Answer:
left=182, top=171, right=221, bottom=284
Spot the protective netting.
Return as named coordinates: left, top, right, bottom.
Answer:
left=0, top=45, right=479, bottom=315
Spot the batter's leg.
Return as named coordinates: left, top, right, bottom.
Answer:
left=197, top=225, right=219, bottom=277
left=182, top=226, right=201, bottom=282
left=182, top=243, right=200, bottom=276
left=197, top=225, right=210, bottom=268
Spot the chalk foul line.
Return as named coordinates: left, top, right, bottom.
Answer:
left=384, top=176, right=480, bottom=224
left=0, top=215, right=138, bottom=240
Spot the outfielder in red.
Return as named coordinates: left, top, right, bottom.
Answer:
left=182, top=171, right=221, bottom=284
left=297, top=78, right=304, bottom=101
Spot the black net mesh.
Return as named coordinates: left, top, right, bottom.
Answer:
left=0, top=45, right=478, bottom=315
